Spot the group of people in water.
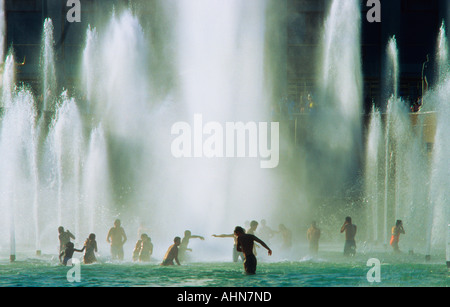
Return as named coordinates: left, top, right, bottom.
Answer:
left=58, top=227, right=98, bottom=266
left=306, top=216, right=406, bottom=257
left=58, top=216, right=406, bottom=275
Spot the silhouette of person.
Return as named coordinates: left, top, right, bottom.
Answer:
left=234, top=226, right=272, bottom=275
left=179, top=230, right=204, bottom=261
left=132, top=237, right=142, bottom=262
left=139, top=233, right=153, bottom=262
left=161, top=237, right=181, bottom=266
left=258, top=219, right=275, bottom=244
left=307, top=221, right=321, bottom=256
left=58, top=226, right=75, bottom=254
left=107, top=219, right=127, bottom=260
left=278, top=224, right=292, bottom=251
left=81, top=233, right=98, bottom=264
left=390, top=220, right=406, bottom=253
left=340, top=216, right=357, bottom=256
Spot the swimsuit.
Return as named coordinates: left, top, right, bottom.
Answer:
left=244, top=254, right=257, bottom=275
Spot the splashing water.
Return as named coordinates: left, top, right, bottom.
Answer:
left=0, top=0, right=447, bottom=264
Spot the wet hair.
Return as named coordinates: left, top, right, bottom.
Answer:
left=396, top=220, right=402, bottom=226
left=250, top=220, right=258, bottom=227
left=89, top=233, right=96, bottom=240
left=234, top=226, right=245, bottom=235
left=345, top=216, right=352, bottom=223
left=174, top=236, right=181, bottom=243
left=58, top=226, right=64, bottom=233
left=66, top=242, right=74, bottom=248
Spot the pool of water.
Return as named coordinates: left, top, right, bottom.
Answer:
left=0, top=249, right=448, bottom=287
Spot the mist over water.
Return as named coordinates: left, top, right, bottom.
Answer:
left=0, top=1, right=287, bottom=260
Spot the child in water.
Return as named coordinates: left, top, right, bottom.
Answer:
left=59, top=242, right=83, bottom=266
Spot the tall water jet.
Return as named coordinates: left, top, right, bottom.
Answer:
left=381, top=36, right=400, bottom=246
left=0, top=53, right=15, bottom=260
left=427, top=84, right=450, bottom=257
left=437, top=21, right=449, bottom=82
left=312, top=0, right=363, bottom=200
left=81, top=25, right=98, bottom=115
left=168, top=0, right=277, bottom=237
left=47, top=92, right=84, bottom=238
left=427, top=37, right=450, bottom=258
left=387, top=96, right=428, bottom=251
left=0, top=0, right=5, bottom=64
left=386, top=36, right=399, bottom=99
left=79, top=10, right=165, bottom=249
left=95, top=11, right=150, bottom=138
left=447, top=224, right=450, bottom=268
left=41, top=18, right=56, bottom=112
left=419, top=22, right=450, bottom=259
left=82, top=124, right=112, bottom=237
left=439, top=23, right=450, bottom=267
left=2, top=54, right=15, bottom=107
left=0, top=53, right=39, bottom=259
left=364, top=105, right=382, bottom=243
left=76, top=4, right=282, bottom=257
left=0, top=85, right=39, bottom=260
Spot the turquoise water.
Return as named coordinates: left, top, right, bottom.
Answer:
left=0, top=250, right=448, bottom=287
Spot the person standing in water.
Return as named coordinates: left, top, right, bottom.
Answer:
left=107, top=219, right=127, bottom=260
left=234, top=226, right=272, bottom=275
left=179, top=230, right=205, bottom=261
left=258, top=219, right=275, bottom=244
left=277, top=224, right=292, bottom=251
left=307, top=221, right=321, bottom=256
left=390, top=220, right=406, bottom=253
left=58, top=226, right=75, bottom=254
left=340, top=216, right=357, bottom=257
left=161, top=237, right=181, bottom=266
left=132, top=236, right=143, bottom=262
left=246, top=220, right=259, bottom=235
left=139, top=234, right=153, bottom=262
left=81, top=233, right=98, bottom=264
